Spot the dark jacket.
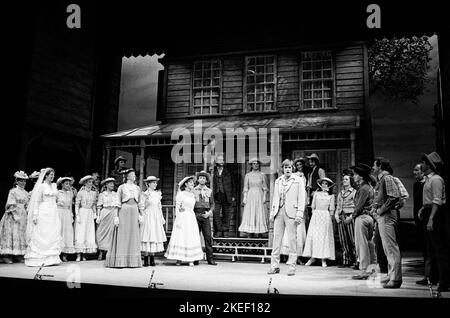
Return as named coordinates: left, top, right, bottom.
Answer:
left=213, top=166, right=235, bottom=204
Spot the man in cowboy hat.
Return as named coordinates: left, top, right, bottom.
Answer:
left=268, top=159, right=306, bottom=276
left=110, top=155, right=129, bottom=189
left=212, top=154, right=236, bottom=237
left=417, top=151, right=449, bottom=292
left=349, top=163, right=377, bottom=280
left=193, top=170, right=217, bottom=265
left=371, top=158, right=403, bottom=288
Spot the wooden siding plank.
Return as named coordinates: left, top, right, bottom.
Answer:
left=336, top=91, right=364, bottom=98
left=336, top=85, right=364, bottom=92
left=334, top=54, right=363, bottom=62
left=336, top=72, right=364, bottom=80
left=167, top=73, right=191, bottom=80
left=336, top=78, right=364, bottom=86
left=336, top=96, right=364, bottom=104
left=335, top=60, right=363, bottom=68
left=335, top=66, right=364, bottom=74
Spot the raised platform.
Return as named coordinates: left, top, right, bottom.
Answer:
left=212, top=237, right=271, bottom=262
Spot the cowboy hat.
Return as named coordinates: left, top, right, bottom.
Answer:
left=114, top=156, right=127, bottom=165
left=57, top=176, right=72, bottom=185
left=307, top=153, right=320, bottom=163
left=79, top=175, right=94, bottom=185
left=195, top=170, right=210, bottom=182
left=317, top=177, right=335, bottom=188
left=144, top=176, right=160, bottom=183
left=100, top=177, right=116, bottom=186
left=350, top=163, right=372, bottom=177
left=14, top=171, right=28, bottom=180
left=421, top=151, right=443, bottom=172
left=178, top=175, right=195, bottom=188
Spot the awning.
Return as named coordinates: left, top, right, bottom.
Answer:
left=102, top=114, right=360, bottom=139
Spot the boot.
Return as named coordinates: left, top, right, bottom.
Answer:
left=62, top=254, right=68, bottom=262
left=149, top=255, right=155, bottom=266
left=143, top=255, right=149, bottom=267
left=97, top=251, right=104, bottom=261
left=3, top=255, right=13, bottom=264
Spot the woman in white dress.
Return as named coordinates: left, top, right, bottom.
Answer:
left=302, top=177, right=336, bottom=267
left=165, top=176, right=203, bottom=266
left=96, top=177, right=120, bottom=260
left=0, top=171, right=29, bottom=263
left=74, top=175, right=98, bottom=261
left=56, top=177, right=75, bottom=262
left=140, top=176, right=167, bottom=266
left=239, top=158, right=268, bottom=238
left=25, top=168, right=63, bottom=267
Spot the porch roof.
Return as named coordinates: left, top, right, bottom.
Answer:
left=102, top=114, right=360, bottom=139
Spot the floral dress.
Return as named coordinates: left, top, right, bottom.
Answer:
left=0, top=187, right=29, bottom=255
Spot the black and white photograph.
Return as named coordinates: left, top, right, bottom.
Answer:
left=0, top=0, right=449, bottom=313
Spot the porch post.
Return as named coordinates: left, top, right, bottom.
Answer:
left=268, top=130, right=281, bottom=248
left=139, top=139, right=145, bottom=189
left=105, top=142, right=111, bottom=177
left=350, top=131, right=356, bottom=166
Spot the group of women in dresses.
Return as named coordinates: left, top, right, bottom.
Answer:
left=0, top=168, right=168, bottom=268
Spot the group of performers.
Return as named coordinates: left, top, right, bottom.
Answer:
left=0, top=151, right=448, bottom=292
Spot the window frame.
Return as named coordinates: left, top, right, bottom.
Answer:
left=243, top=54, right=278, bottom=113
left=299, top=50, right=336, bottom=111
left=190, top=59, right=223, bottom=116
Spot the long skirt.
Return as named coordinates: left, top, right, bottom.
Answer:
left=96, top=208, right=117, bottom=251
left=281, top=221, right=307, bottom=256
left=165, top=210, right=203, bottom=262
left=25, top=201, right=62, bottom=267
left=105, top=200, right=142, bottom=268
left=141, top=207, right=167, bottom=253
left=302, top=209, right=335, bottom=260
left=74, top=207, right=97, bottom=253
left=238, top=187, right=268, bottom=233
left=58, top=207, right=75, bottom=254
left=0, top=204, right=27, bottom=255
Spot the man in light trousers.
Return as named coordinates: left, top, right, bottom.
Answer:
left=268, top=159, right=306, bottom=276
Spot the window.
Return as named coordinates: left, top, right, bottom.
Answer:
left=192, top=60, right=221, bottom=115
left=245, top=55, right=276, bottom=112
left=300, top=51, right=334, bottom=109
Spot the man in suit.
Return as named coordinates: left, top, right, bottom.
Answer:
left=268, top=159, right=306, bottom=276
left=212, top=154, right=236, bottom=237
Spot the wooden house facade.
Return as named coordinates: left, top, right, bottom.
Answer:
left=102, top=42, right=374, bottom=238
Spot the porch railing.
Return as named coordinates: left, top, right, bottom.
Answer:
left=162, top=205, right=175, bottom=233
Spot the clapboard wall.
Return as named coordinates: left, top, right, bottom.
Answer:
left=160, top=43, right=367, bottom=119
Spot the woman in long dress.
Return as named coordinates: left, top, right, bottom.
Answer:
left=0, top=171, right=30, bottom=263
left=74, top=175, right=98, bottom=261
left=56, top=177, right=75, bottom=262
left=96, top=177, right=120, bottom=260
left=165, top=176, right=203, bottom=266
left=239, top=158, right=268, bottom=238
left=140, top=176, right=167, bottom=266
left=105, top=169, right=142, bottom=268
left=302, top=177, right=336, bottom=267
left=25, top=168, right=63, bottom=267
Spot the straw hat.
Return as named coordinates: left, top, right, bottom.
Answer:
left=100, top=177, right=116, bottom=186
left=79, top=175, right=94, bottom=185
left=178, top=176, right=195, bottom=189
left=14, top=171, right=28, bottom=180
left=293, top=157, right=306, bottom=167
left=57, top=177, right=72, bottom=185
left=317, top=177, right=335, bottom=188
left=29, top=171, right=40, bottom=179
left=144, top=176, right=160, bottom=183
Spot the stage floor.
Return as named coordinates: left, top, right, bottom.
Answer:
left=0, top=254, right=447, bottom=298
